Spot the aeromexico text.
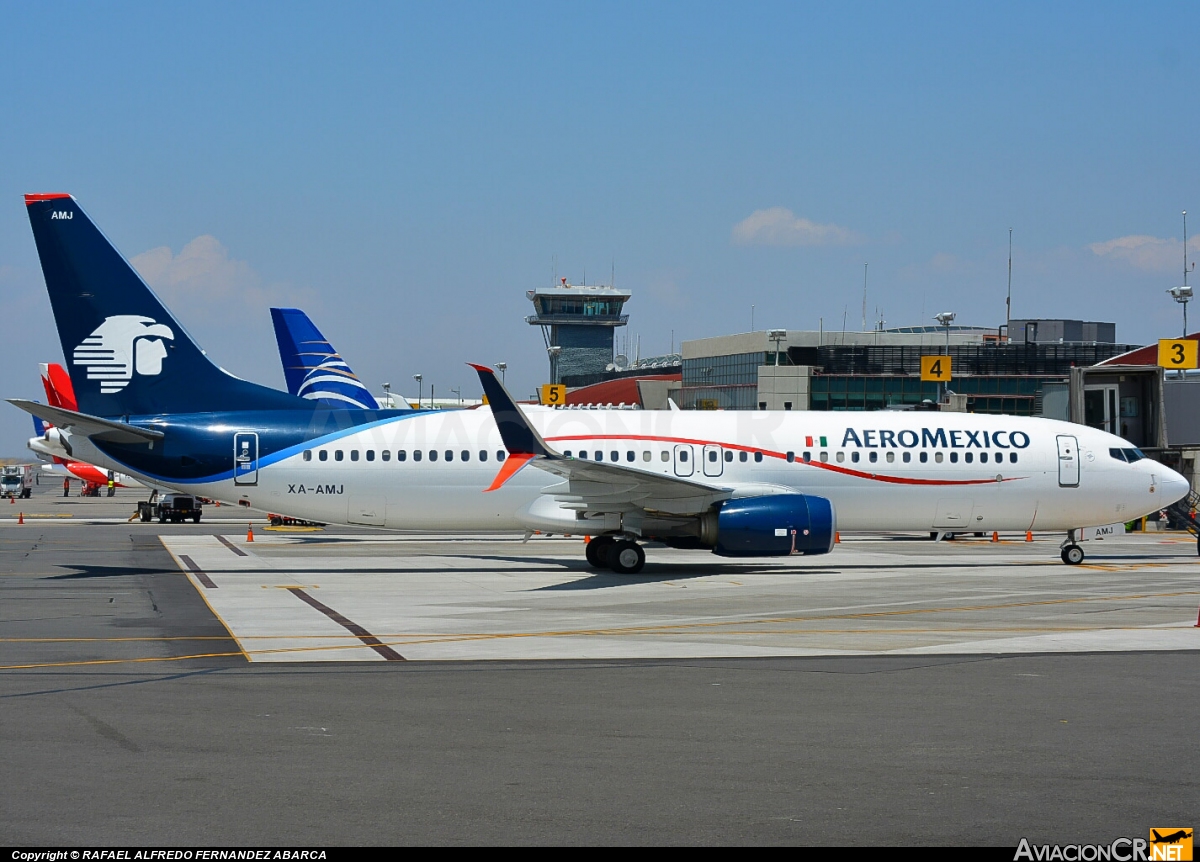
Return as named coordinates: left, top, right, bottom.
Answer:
left=841, top=428, right=1032, bottom=449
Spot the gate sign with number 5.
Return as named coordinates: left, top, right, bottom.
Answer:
left=920, top=355, right=952, bottom=382
left=541, top=384, right=566, bottom=405
left=1157, top=339, right=1198, bottom=369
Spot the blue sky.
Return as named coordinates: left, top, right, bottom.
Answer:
left=1, top=2, right=1198, bottom=451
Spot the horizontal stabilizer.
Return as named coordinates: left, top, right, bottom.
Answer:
left=8, top=399, right=164, bottom=445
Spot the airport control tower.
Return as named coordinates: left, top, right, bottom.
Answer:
left=527, top=279, right=631, bottom=384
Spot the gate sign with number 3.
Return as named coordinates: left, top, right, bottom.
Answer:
left=1157, top=339, right=1198, bottom=369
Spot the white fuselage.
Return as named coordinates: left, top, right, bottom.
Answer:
left=68, top=408, right=1186, bottom=535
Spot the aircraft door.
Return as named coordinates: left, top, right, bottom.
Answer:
left=702, top=444, right=724, bottom=477
left=673, top=444, right=695, bottom=477
left=1057, top=435, right=1079, bottom=487
left=234, top=432, right=259, bottom=486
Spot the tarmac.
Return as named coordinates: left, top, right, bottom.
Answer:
left=1, top=484, right=1198, bottom=844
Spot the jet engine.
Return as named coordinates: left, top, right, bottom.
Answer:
left=697, top=494, right=836, bottom=557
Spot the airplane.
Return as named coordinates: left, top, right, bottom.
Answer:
left=271, top=307, right=381, bottom=409
left=8, top=193, right=1192, bottom=574
left=1152, top=831, right=1192, bottom=845
left=29, top=362, right=144, bottom=491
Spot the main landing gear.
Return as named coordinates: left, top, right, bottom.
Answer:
left=585, top=535, right=647, bottom=575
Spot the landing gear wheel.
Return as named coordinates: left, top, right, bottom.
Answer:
left=585, top=536, right=615, bottom=569
left=1061, top=544, right=1085, bottom=565
left=606, top=540, right=646, bottom=575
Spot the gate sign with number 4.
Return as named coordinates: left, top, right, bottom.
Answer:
left=1157, top=339, right=1198, bottom=369
left=920, top=355, right=952, bottom=382
left=541, top=384, right=567, bottom=405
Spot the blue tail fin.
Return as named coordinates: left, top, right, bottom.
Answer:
left=24, top=194, right=308, bottom=417
left=30, top=402, right=47, bottom=436
left=270, top=308, right=380, bottom=409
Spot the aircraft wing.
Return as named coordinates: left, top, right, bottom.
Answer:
left=469, top=364, right=732, bottom=518
left=7, top=399, right=164, bottom=445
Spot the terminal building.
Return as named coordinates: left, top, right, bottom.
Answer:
left=678, top=321, right=1135, bottom=415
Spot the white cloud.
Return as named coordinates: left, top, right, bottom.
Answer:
left=732, top=207, right=862, bottom=247
left=131, top=235, right=315, bottom=321
left=1088, top=234, right=1185, bottom=273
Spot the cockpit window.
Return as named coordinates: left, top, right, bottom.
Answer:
left=1124, top=448, right=1146, bottom=462
left=1109, top=448, right=1128, bottom=462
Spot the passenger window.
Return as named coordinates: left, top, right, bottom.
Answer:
left=724, top=451, right=733, bottom=462
left=480, top=450, right=488, bottom=462
left=886, top=452, right=894, bottom=463
left=850, top=451, right=859, bottom=463
left=739, top=451, right=748, bottom=462
left=708, top=451, right=717, bottom=462
left=335, top=450, right=343, bottom=461
left=919, top=451, right=927, bottom=463
left=802, top=452, right=811, bottom=463
left=351, top=450, right=360, bottom=461
left=950, top=452, right=958, bottom=463
left=678, top=451, right=688, bottom=462
left=445, top=450, right=453, bottom=461
left=366, top=450, right=375, bottom=462
left=1009, top=452, right=1018, bottom=463
left=497, top=451, right=506, bottom=461
left=319, top=450, right=328, bottom=461
left=836, top=452, right=845, bottom=463
left=786, top=451, right=795, bottom=463
left=661, top=451, right=670, bottom=462
left=611, top=451, right=619, bottom=462
left=564, top=450, right=572, bottom=458
left=413, top=450, right=422, bottom=462
left=382, top=450, right=390, bottom=462
left=819, top=452, right=829, bottom=463
left=397, top=450, right=406, bottom=462
left=980, top=452, right=987, bottom=463
left=595, top=451, right=604, bottom=461
left=429, top=450, right=438, bottom=462
left=964, top=452, right=973, bottom=463
left=935, top=452, right=943, bottom=463
left=869, top=451, right=878, bottom=463
left=627, top=451, right=635, bottom=462
left=303, top=450, right=312, bottom=461
left=578, top=451, right=587, bottom=459
left=902, top=452, right=911, bottom=463
left=462, top=450, right=470, bottom=461
left=754, top=452, right=763, bottom=463
left=644, top=451, right=652, bottom=462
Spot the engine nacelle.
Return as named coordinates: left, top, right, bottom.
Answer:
left=708, top=494, right=836, bottom=557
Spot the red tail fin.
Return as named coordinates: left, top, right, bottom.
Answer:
left=39, top=362, right=77, bottom=412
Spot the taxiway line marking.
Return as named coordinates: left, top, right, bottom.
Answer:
left=177, top=554, right=216, bottom=589
left=215, top=535, right=248, bottom=557
left=286, top=587, right=405, bottom=661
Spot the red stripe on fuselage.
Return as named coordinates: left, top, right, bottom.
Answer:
left=543, top=433, right=1023, bottom=487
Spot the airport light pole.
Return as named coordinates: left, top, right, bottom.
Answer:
left=934, top=311, right=956, bottom=403
left=547, top=345, right=562, bottom=385
left=496, top=362, right=507, bottom=386
left=768, top=329, right=787, bottom=366
left=1170, top=211, right=1194, bottom=338
left=413, top=374, right=422, bottom=409
left=382, top=382, right=391, bottom=408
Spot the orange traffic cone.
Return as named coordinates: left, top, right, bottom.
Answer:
left=8, top=496, right=12, bottom=505
left=17, top=512, right=23, bottom=525
left=991, top=531, right=999, bottom=542
left=1025, top=531, right=1033, bottom=542
left=215, top=500, right=220, bottom=507
left=583, top=535, right=590, bottom=543
left=834, top=531, right=841, bottom=544
left=1194, top=601, right=1200, bottom=628
left=246, top=522, right=254, bottom=543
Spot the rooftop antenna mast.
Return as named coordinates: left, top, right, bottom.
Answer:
left=861, top=263, right=868, bottom=331
left=1006, top=228, right=1013, bottom=341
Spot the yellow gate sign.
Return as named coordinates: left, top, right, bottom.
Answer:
left=1157, top=339, right=1199, bottom=369
left=920, top=355, right=952, bottom=382
left=540, top=384, right=567, bottom=405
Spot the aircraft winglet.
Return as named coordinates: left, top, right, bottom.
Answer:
left=470, top=363, right=556, bottom=491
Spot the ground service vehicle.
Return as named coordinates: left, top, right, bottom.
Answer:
left=154, top=493, right=201, bottom=524
left=0, top=465, right=33, bottom=499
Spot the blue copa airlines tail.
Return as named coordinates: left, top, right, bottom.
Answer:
left=271, top=307, right=380, bottom=409
left=9, top=194, right=1192, bottom=573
